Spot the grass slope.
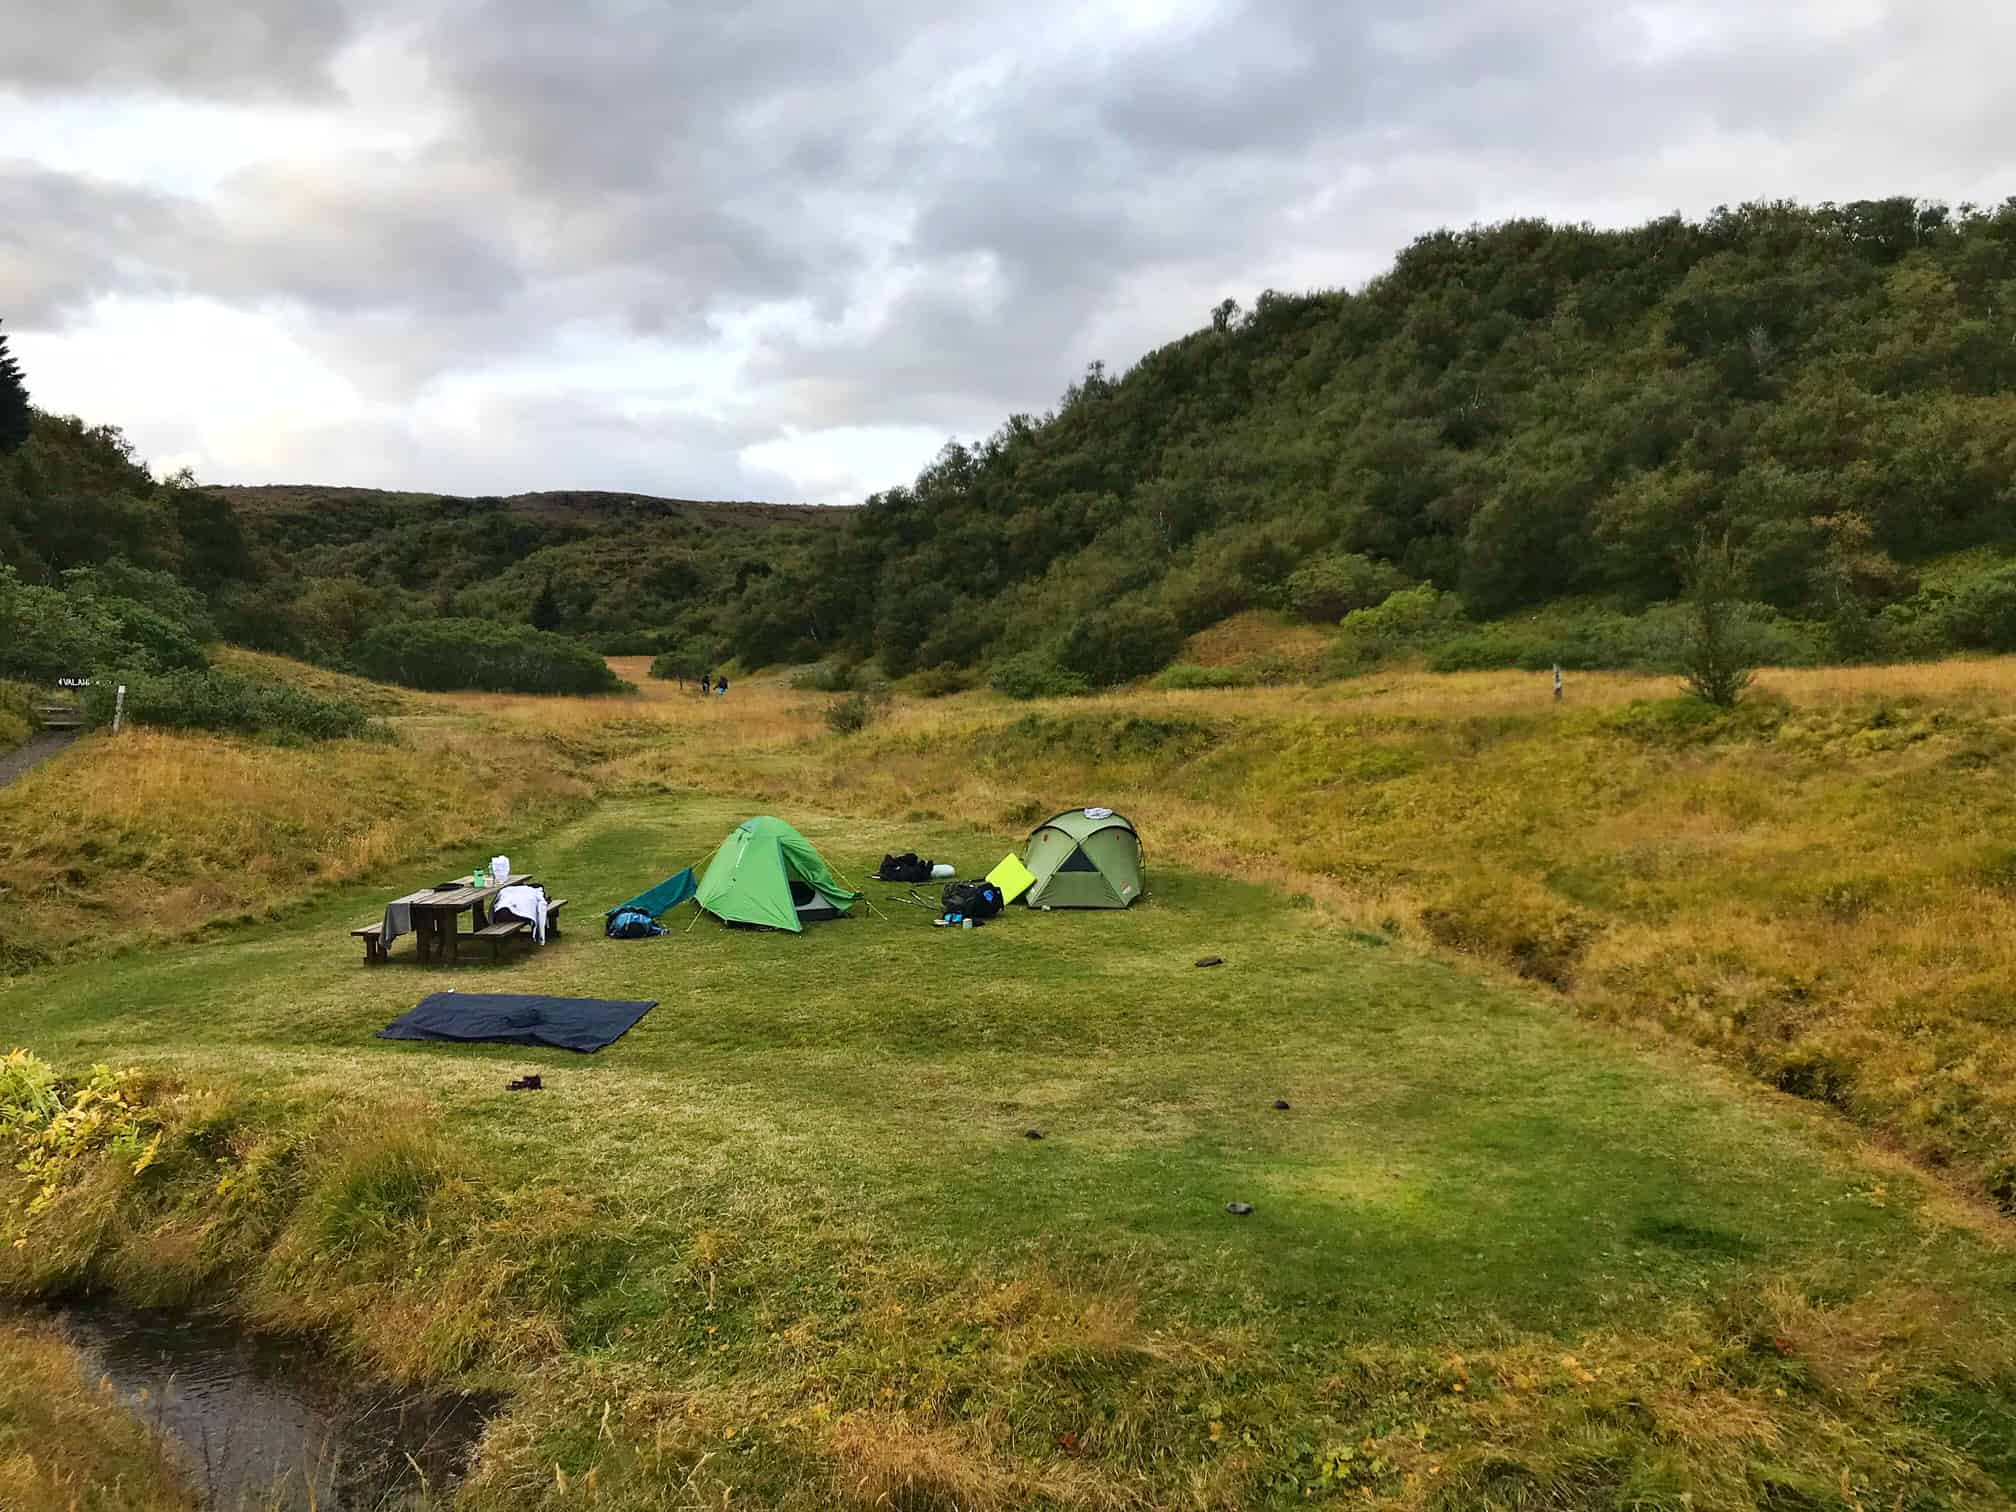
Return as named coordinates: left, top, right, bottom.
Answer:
left=5, top=793, right=2015, bottom=1507
left=0, top=1319, right=195, bottom=1511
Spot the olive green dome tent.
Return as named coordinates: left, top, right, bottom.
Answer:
left=695, top=816, right=859, bottom=931
left=1022, top=808, right=1144, bottom=908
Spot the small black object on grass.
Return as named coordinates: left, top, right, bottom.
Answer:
left=1273, top=1099, right=1290, bottom=1111
left=1024, top=1128, right=1044, bottom=1140
left=506, top=1074, right=543, bottom=1092
left=1194, top=955, right=1224, bottom=968
left=1225, top=1201, right=1254, bottom=1216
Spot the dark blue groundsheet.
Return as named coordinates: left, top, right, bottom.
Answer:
left=378, top=992, right=657, bottom=1053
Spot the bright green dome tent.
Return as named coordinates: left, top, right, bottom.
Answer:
left=695, top=816, right=859, bottom=931
left=1022, top=808, right=1144, bottom=908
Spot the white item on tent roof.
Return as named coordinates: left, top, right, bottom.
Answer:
left=1083, top=807, right=1113, bottom=819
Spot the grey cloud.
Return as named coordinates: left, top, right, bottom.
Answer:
left=8, top=0, right=2014, bottom=497
left=0, top=162, right=198, bottom=319
left=0, top=0, right=384, bottom=96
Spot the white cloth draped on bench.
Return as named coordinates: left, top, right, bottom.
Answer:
left=493, top=885, right=550, bottom=943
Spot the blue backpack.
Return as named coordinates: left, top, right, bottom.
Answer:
left=606, top=908, right=665, bottom=939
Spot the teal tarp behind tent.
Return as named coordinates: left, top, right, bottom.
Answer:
left=605, top=867, right=696, bottom=921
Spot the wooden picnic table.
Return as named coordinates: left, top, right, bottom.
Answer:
left=408, top=873, right=532, bottom=966
left=352, top=874, right=570, bottom=964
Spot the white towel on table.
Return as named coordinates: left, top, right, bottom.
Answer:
left=493, top=884, right=549, bottom=943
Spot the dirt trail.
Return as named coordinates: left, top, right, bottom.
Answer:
left=0, top=731, right=79, bottom=790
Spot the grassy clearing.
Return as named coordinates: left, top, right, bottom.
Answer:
left=5, top=794, right=2016, bottom=1506
left=592, top=659, right=2016, bottom=1208
left=0, top=1317, right=196, bottom=1511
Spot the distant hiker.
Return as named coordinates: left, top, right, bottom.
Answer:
left=715, top=675, right=729, bottom=696
left=700, top=670, right=713, bottom=696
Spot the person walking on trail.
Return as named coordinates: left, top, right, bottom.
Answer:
left=700, top=670, right=713, bottom=697
left=715, top=675, right=729, bottom=697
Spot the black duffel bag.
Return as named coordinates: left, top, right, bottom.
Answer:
left=941, top=879, right=1004, bottom=918
left=875, top=852, right=932, bottom=883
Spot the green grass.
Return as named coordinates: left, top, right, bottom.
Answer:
left=5, top=794, right=2015, bottom=1507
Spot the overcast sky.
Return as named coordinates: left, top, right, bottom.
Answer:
left=3, top=1, right=2010, bottom=503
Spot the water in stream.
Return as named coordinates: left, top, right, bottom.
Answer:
left=52, top=1306, right=494, bottom=1510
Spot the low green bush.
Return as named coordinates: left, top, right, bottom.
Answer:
left=0, top=680, right=34, bottom=750
left=0, top=566, right=208, bottom=683
left=822, top=690, right=888, bottom=734
left=353, top=619, right=623, bottom=694
left=1151, top=662, right=1254, bottom=690
left=1939, top=564, right=2016, bottom=651
left=1057, top=602, right=1185, bottom=687
left=910, top=665, right=974, bottom=698
left=1285, top=552, right=1406, bottom=623
left=595, top=628, right=681, bottom=656
left=989, top=649, right=1091, bottom=700
left=791, top=659, right=859, bottom=692
left=84, top=667, right=374, bottom=740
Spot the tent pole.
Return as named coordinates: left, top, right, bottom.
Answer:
left=832, top=866, right=888, bottom=921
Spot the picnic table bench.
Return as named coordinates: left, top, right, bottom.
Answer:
left=350, top=874, right=566, bottom=965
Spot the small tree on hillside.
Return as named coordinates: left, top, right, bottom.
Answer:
left=1677, top=528, right=1755, bottom=707
left=0, top=318, right=31, bottom=456
left=530, top=574, right=562, bottom=632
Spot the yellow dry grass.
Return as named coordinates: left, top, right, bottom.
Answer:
left=0, top=1319, right=196, bottom=1512
left=0, top=720, right=591, bottom=969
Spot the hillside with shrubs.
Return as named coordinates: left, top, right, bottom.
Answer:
left=10, top=197, right=2016, bottom=703
left=752, top=197, right=2016, bottom=690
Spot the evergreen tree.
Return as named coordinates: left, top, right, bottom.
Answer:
left=0, top=319, right=30, bottom=456
left=1677, top=530, right=1756, bottom=708
left=530, top=574, right=562, bottom=631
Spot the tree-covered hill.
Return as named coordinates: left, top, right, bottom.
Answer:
left=743, top=197, right=2016, bottom=682
left=1, top=423, right=848, bottom=673
left=9, top=197, right=2016, bottom=692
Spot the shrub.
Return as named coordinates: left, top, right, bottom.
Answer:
left=0, top=680, right=33, bottom=750
left=791, top=659, right=858, bottom=692
left=0, top=566, right=208, bottom=682
left=1939, top=565, right=2016, bottom=650
left=989, top=649, right=1091, bottom=700
left=596, top=628, right=681, bottom=656
left=1057, top=602, right=1184, bottom=686
left=823, top=690, right=887, bottom=735
left=911, top=665, right=974, bottom=698
left=1152, top=662, right=1255, bottom=690
left=1324, top=585, right=1468, bottom=675
left=85, top=667, right=374, bottom=740
left=1285, top=552, right=1406, bottom=623
left=1677, top=532, right=1757, bottom=707
left=353, top=619, right=623, bottom=694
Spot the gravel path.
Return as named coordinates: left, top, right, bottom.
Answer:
left=0, top=730, right=79, bottom=789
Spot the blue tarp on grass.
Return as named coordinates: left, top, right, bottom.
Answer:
left=378, top=992, right=657, bottom=1053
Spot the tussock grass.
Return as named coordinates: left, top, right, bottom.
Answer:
left=0, top=716, right=593, bottom=972
left=0, top=1318, right=197, bottom=1511
left=0, top=678, right=34, bottom=752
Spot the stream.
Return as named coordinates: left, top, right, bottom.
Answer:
left=49, top=1305, right=495, bottom=1510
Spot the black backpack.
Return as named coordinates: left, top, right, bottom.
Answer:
left=876, top=853, right=932, bottom=883
left=941, top=879, right=1004, bottom=918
